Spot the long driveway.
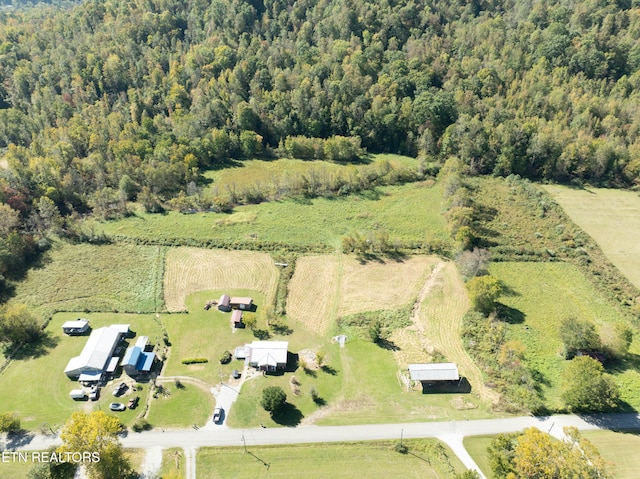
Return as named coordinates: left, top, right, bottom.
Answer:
left=4, top=413, right=640, bottom=477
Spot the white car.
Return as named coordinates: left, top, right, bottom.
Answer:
left=109, top=403, right=126, bottom=412
left=212, top=408, right=223, bottom=423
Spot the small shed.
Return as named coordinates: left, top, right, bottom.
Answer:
left=62, top=319, right=90, bottom=335
left=230, top=297, right=253, bottom=310
left=408, top=363, right=460, bottom=382
left=231, top=309, right=243, bottom=328
left=218, top=294, right=231, bottom=312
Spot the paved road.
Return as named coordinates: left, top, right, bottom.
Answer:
left=4, top=414, right=639, bottom=456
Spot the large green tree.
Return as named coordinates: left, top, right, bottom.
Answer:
left=260, top=386, right=287, bottom=415
left=561, top=356, right=620, bottom=412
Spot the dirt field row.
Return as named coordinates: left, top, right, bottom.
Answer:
left=163, top=248, right=278, bottom=311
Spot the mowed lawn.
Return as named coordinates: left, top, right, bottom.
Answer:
left=489, top=262, right=638, bottom=410
left=195, top=440, right=467, bottom=479
left=230, top=338, right=490, bottom=429
left=581, top=430, right=640, bottom=479
left=0, top=313, right=162, bottom=429
left=543, top=185, right=640, bottom=289
left=9, top=242, right=165, bottom=314
left=161, top=290, right=270, bottom=385
left=98, top=182, right=449, bottom=249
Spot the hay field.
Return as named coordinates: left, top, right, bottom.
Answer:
left=286, top=256, right=340, bottom=334
left=163, top=248, right=278, bottom=311
left=338, top=255, right=440, bottom=316
left=543, top=185, right=640, bottom=289
left=286, top=254, right=440, bottom=334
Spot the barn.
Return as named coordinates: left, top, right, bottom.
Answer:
left=218, top=294, right=231, bottom=312
left=64, top=326, right=123, bottom=380
left=408, top=363, right=460, bottom=382
left=230, top=296, right=253, bottom=310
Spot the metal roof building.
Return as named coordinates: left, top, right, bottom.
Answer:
left=408, top=363, right=460, bottom=381
left=64, top=326, right=122, bottom=379
left=246, top=341, right=288, bottom=372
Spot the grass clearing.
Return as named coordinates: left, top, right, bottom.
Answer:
left=195, top=440, right=467, bottom=478
left=489, top=261, right=636, bottom=410
left=146, top=380, right=215, bottom=427
left=163, top=248, right=278, bottom=312
left=581, top=430, right=640, bottom=479
left=0, top=312, right=161, bottom=430
left=10, top=242, right=165, bottom=314
left=98, top=182, right=449, bottom=249
left=543, top=185, right=640, bottom=290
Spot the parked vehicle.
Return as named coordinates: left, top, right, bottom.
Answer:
left=70, top=389, right=86, bottom=400
left=232, top=369, right=241, bottom=379
left=89, top=385, right=99, bottom=401
left=212, top=408, right=223, bottom=423
left=127, top=396, right=140, bottom=409
left=113, top=382, right=127, bottom=397
left=109, top=403, right=126, bottom=411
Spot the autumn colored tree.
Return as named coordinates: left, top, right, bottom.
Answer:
left=58, top=411, right=133, bottom=479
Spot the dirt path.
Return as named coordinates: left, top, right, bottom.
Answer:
left=420, top=262, right=498, bottom=404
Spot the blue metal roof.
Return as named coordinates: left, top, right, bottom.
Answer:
left=137, top=352, right=155, bottom=372
left=121, top=346, right=141, bottom=366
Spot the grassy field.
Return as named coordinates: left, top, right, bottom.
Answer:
left=286, top=255, right=340, bottom=334
left=204, top=155, right=419, bottom=192
left=163, top=248, right=278, bottom=312
left=195, top=440, right=467, bottom=479
left=581, top=430, right=640, bottom=479
left=9, top=242, right=165, bottom=314
left=98, top=182, right=449, bottom=249
left=543, top=185, right=640, bottom=289
left=0, top=312, right=162, bottom=430
left=146, top=380, right=215, bottom=427
left=489, top=262, right=639, bottom=410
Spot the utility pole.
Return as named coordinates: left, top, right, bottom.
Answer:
left=400, top=428, right=403, bottom=447
left=241, top=434, right=247, bottom=453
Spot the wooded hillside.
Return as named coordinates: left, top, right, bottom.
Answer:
left=1, top=0, right=640, bottom=278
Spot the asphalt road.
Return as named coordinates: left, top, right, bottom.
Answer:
left=3, top=413, right=639, bottom=479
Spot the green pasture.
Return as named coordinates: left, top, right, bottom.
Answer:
left=581, top=430, right=640, bottom=479
left=9, top=242, right=165, bottom=314
left=489, top=262, right=639, bottom=410
left=98, top=182, right=449, bottom=249
left=543, top=185, right=640, bottom=289
left=195, top=440, right=467, bottom=479
left=0, top=312, right=161, bottom=429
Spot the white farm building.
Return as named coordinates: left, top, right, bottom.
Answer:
left=63, top=326, right=126, bottom=381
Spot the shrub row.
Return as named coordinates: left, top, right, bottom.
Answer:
left=181, top=358, right=208, bottom=364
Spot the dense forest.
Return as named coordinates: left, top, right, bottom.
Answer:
left=2, top=0, right=640, bottom=283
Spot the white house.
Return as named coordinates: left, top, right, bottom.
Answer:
left=246, top=341, right=288, bottom=372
